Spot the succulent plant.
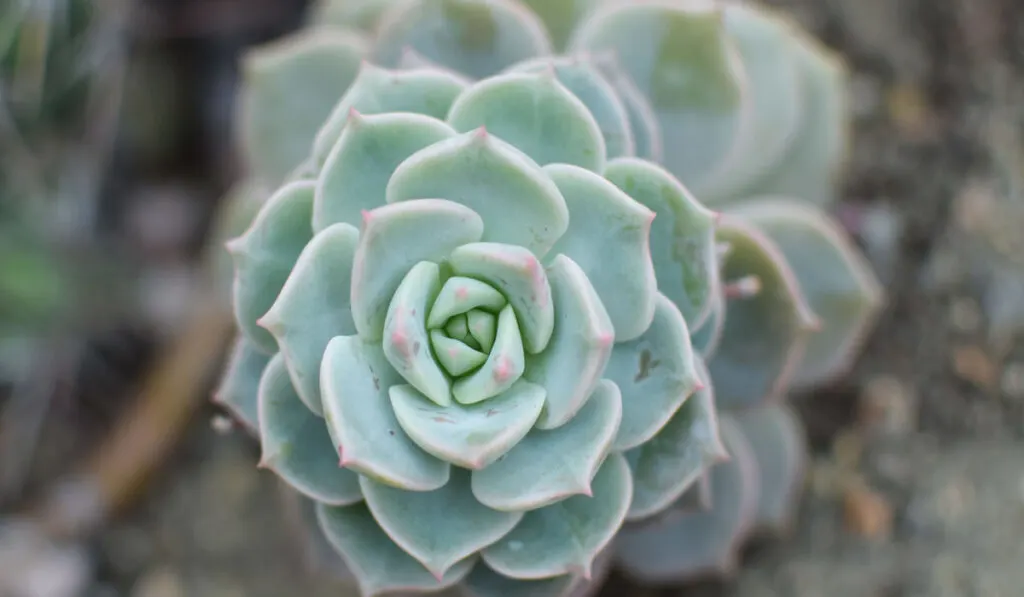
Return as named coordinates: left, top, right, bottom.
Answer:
left=213, top=0, right=884, bottom=591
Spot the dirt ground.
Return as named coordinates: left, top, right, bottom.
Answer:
left=9, top=0, right=1024, bottom=595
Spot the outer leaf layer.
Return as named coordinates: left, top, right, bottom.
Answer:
left=615, top=417, right=759, bottom=582
left=258, top=355, right=362, bottom=505
left=227, top=181, right=315, bottom=354
left=360, top=469, right=522, bottom=579
left=317, top=502, right=475, bottom=596
left=482, top=452, right=632, bottom=580
left=260, top=223, right=359, bottom=415
left=472, top=379, right=622, bottom=511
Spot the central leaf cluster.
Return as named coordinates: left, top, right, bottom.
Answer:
left=382, top=241, right=555, bottom=408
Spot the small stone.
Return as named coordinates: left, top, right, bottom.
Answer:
left=131, top=568, right=184, bottom=597
left=949, top=297, right=983, bottom=334
left=842, top=482, right=893, bottom=540
left=1000, top=362, right=1024, bottom=401
left=887, top=82, right=937, bottom=141
left=951, top=344, right=998, bottom=389
left=859, top=375, right=917, bottom=433
left=210, top=415, right=234, bottom=434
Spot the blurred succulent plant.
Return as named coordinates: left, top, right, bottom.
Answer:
left=213, top=0, right=884, bottom=591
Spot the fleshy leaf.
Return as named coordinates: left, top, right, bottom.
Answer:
left=472, top=379, right=621, bottom=511
left=569, top=1, right=751, bottom=195
left=259, top=223, right=358, bottom=415
left=390, top=380, right=545, bottom=470
left=360, top=468, right=523, bottom=579
left=518, top=0, right=605, bottom=51
left=350, top=199, right=484, bottom=341
left=482, top=452, right=631, bottom=580
left=507, top=55, right=635, bottom=159
left=212, top=336, right=271, bottom=433
left=603, top=158, right=719, bottom=328
left=239, top=30, right=367, bottom=182
left=446, top=314, right=473, bottom=344
left=731, top=403, right=807, bottom=533
left=448, top=243, right=554, bottom=355
left=624, top=354, right=726, bottom=521
left=615, top=417, right=759, bottom=582
left=386, top=129, right=569, bottom=257
left=428, top=276, right=507, bottom=328
left=321, top=335, right=450, bottom=490
left=524, top=254, right=614, bottom=429
left=689, top=286, right=725, bottom=360
left=727, top=199, right=883, bottom=388
left=311, top=0, right=402, bottom=32
left=314, top=112, right=456, bottom=232
left=372, top=0, right=553, bottom=79
left=431, top=332, right=487, bottom=376
left=317, top=502, right=475, bottom=596
left=452, top=305, right=527, bottom=404
left=544, top=164, right=656, bottom=341
left=710, top=216, right=819, bottom=409
left=382, top=261, right=451, bottom=406
left=447, top=71, right=606, bottom=172
left=699, top=4, right=805, bottom=202
left=258, top=354, right=362, bottom=506
left=227, top=180, right=315, bottom=354
left=606, top=294, right=701, bottom=451
left=728, top=31, right=849, bottom=206
left=313, top=64, right=468, bottom=165
left=593, top=53, right=662, bottom=161
left=467, top=309, right=498, bottom=352
left=462, top=563, right=579, bottom=597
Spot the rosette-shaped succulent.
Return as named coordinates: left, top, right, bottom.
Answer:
left=216, top=60, right=733, bottom=596
left=213, top=0, right=886, bottom=589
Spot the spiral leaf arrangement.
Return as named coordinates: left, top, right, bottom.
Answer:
left=213, top=1, right=885, bottom=593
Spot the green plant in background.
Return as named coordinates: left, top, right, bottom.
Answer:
left=0, top=0, right=122, bottom=375
left=213, top=0, right=884, bottom=591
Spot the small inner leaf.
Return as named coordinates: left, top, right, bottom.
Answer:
left=482, top=452, right=632, bottom=580
left=382, top=261, right=451, bottom=406
left=448, top=242, right=554, bottom=355
left=472, top=379, right=622, bottom=511
left=430, top=331, right=487, bottom=377
left=360, top=469, right=523, bottom=579
left=467, top=309, right=498, bottom=353
left=452, top=305, right=526, bottom=405
left=444, top=313, right=476, bottom=347
left=427, top=276, right=507, bottom=328
left=390, top=380, right=546, bottom=470
left=447, top=71, right=607, bottom=172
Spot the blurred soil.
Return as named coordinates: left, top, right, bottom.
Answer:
left=7, top=0, right=1024, bottom=596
